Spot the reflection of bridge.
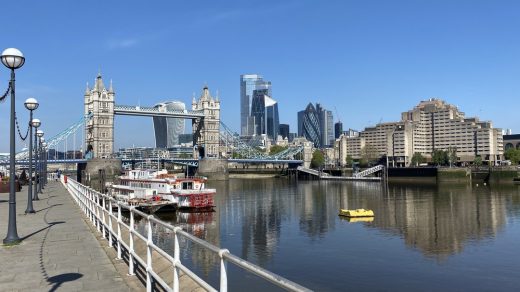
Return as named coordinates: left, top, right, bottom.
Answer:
left=3, top=73, right=305, bottom=166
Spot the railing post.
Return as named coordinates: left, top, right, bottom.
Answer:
left=128, top=208, right=135, bottom=276
left=108, top=199, right=113, bottom=247
left=101, top=196, right=106, bottom=239
left=95, top=194, right=101, bottom=232
left=219, top=249, right=229, bottom=292
left=117, top=204, right=122, bottom=260
left=173, top=228, right=180, bottom=292
left=146, top=216, right=153, bottom=292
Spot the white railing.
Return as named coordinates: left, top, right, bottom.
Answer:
left=62, top=177, right=310, bottom=292
left=354, top=165, right=384, bottom=178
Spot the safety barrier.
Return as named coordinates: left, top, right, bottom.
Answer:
left=62, top=177, right=310, bottom=292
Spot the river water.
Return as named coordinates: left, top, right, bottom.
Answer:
left=137, top=178, right=520, bottom=291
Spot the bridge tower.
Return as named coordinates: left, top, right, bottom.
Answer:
left=192, top=85, right=220, bottom=158
left=84, top=73, right=115, bottom=158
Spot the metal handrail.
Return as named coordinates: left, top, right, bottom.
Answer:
left=63, top=177, right=310, bottom=292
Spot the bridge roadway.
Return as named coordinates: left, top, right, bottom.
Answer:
left=0, top=181, right=201, bottom=291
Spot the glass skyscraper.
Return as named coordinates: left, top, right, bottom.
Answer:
left=240, top=74, right=272, bottom=136
left=298, top=103, right=334, bottom=148
left=251, top=89, right=279, bottom=139
left=153, top=101, right=186, bottom=148
left=298, top=103, right=322, bottom=148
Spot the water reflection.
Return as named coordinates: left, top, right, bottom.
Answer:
left=133, top=179, right=520, bottom=291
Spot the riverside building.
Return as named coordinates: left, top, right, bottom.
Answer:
left=336, top=98, right=503, bottom=166
left=153, top=101, right=186, bottom=148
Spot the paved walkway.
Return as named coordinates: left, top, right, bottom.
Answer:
left=0, top=181, right=138, bottom=291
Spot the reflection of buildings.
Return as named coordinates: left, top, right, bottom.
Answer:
left=338, top=183, right=508, bottom=260
left=298, top=181, right=336, bottom=238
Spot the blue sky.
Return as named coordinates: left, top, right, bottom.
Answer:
left=1, top=0, right=519, bottom=151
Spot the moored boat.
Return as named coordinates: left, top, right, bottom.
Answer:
left=109, top=169, right=216, bottom=212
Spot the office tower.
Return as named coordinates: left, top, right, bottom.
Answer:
left=316, top=103, right=334, bottom=147
left=153, top=101, right=186, bottom=148
left=335, top=122, right=343, bottom=139
left=297, top=103, right=322, bottom=148
left=251, top=89, right=279, bottom=139
left=279, top=124, right=290, bottom=139
left=240, top=74, right=272, bottom=136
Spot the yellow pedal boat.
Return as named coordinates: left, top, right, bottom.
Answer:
left=339, top=209, right=374, bottom=217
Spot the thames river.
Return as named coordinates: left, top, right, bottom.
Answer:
left=138, top=178, right=520, bottom=291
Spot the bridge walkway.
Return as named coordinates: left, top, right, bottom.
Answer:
left=0, top=182, right=140, bottom=291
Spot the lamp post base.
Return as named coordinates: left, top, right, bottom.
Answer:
left=25, top=208, right=36, bottom=214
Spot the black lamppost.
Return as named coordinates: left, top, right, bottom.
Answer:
left=1, top=47, right=25, bottom=245
left=41, top=142, right=47, bottom=187
left=35, top=130, right=43, bottom=199
left=32, top=120, right=41, bottom=199
left=24, top=98, right=38, bottom=214
left=37, top=134, right=44, bottom=194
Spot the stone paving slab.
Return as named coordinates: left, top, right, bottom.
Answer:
left=0, top=181, right=138, bottom=291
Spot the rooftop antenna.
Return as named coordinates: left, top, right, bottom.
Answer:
left=334, top=106, right=341, bottom=123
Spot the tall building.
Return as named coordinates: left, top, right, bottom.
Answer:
left=279, top=124, right=290, bottom=140
left=240, top=74, right=272, bottom=136
left=153, top=101, right=186, bottom=148
left=298, top=103, right=334, bottom=148
left=298, top=103, right=322, bottom=148
left=334, top=122, right=343, bottom=139
left=251, top=89, right=279, bottom=139
left=335, top=98, right=504, bottom=166
left=84, top=73, right=114, bottom=158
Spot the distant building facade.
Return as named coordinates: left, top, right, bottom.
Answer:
left=504, top=134, right=520, bottom=150
left=240, top=74, right=272, bottom=136
left=250, top=89, right=279, bottom=139
left=192, top=86, right=220, bottom=158
left=335, top=98, right=504, bottom=166
left=298, top=102, right=334, bottom=148
left=279, top=124, right=290, bottom=140
left=334, top=122, right=343, bottom=139
left=84, top=73, right=114, bottom=158
left=298, top=103, right=322, bottom=148
left=153, top=101, right=186, bottom=148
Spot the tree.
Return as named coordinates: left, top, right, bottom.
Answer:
left=505, top=148, right=520, bottom=165
left=473, top=155, right=483, bottom=167
left=361, top=144, right=379, bottom=167
left=346, top=155, right=354, bottom=167
left=432, top=149, right=449, bottom=166
left=310, top=150, right=325, bottom=169
left=269, top=145, right=288, bottom=156
left=447, top=147, right=458, bottom=167
left=410, top=152, right=425, bottom=166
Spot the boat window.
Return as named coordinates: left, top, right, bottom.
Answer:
left=182, top=182, right=193, bottom=190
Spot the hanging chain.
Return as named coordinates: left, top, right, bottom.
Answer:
left=0, top=82, right=11, bottom=102
left=15, top=112, right=30, bottom=141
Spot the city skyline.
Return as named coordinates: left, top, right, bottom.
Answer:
left=1, top=1, right=520, bottom=151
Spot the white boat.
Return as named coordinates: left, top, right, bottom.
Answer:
left=110, top=169, right=216, bottom=211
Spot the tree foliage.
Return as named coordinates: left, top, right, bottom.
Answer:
left=311, top=150, right=325, bottom=169
left=269, top=145, right=288, bottom=155
left=473, top=155, right=483, bottom=167
left=432, top=149, right=449, bottom=166
left=346, top=155, right=354, bottom=167
left=505, top=148, right=520, bottom=164
left=361, top=144, right=379, bottom=167
left=410, top=152, right=425, bottom=166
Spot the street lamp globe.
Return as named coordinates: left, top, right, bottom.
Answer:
left=24, top=97, right=39, bottom=111
left=36, top=130, right=44, bottom=138
left=31, top=118, right=41, bottom=128
left=1, top=48, right=25, bottom=70
left=41, top=142, right=47, bottom=148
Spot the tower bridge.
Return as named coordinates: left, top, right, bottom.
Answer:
left=3, top=73, right=307, bottom=168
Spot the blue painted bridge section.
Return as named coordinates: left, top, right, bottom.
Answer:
left=3, top=158, right=303, bottom=167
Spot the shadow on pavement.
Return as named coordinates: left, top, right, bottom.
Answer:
left=47, top=272, right=83, bottom=292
